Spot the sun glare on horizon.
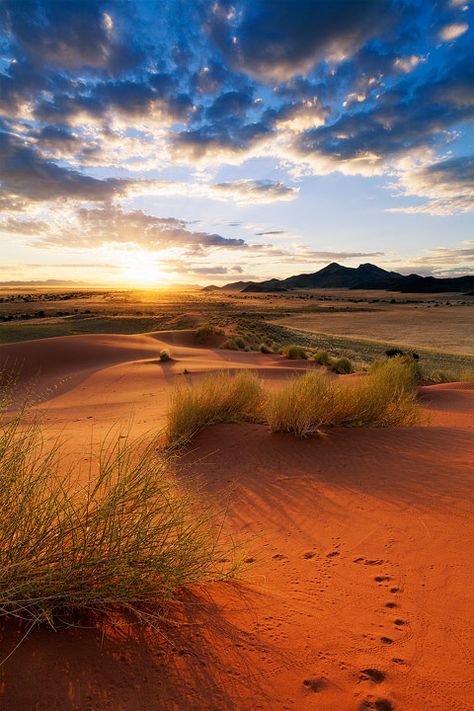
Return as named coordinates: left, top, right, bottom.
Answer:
left=120, top=253, right=169, bottom=288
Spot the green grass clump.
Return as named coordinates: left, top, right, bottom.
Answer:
left=222, top=338, right=239, bottom=350
left=259, top=343, right=272, bottom=354
left=331, top=356, right=353, bottom=374
left=282, top=344, right=307, bottom=360
left=159, top=349, right=171, bottom=362
left=195, top=324, right=221, bottom=344
left=166, top=371, right=264, bottom=445
left=0, top=409, right=230, bottom=628
left=265, top=357, right=420, bottom=437
left=314, top=349, right=330, bottom=366
left=264, top=371, right=335, bottom=437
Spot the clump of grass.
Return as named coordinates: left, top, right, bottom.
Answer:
left=166, top=371, right=264, bottom=445
left=314, top=349, right=330, bottom=366
left=0, top=409, right=231, bottom=629
left=259, top=343, right=272, bottom=354
left=282, top=344, right=307, bottom=360
left=195, top=324, right=222, bottom=344
left=159, top=349, right=171, bottom=362
left=331, top=356, right=353, bottom=374
left=264, top=371, right=335, bottom=437
left=222, top=338, right=239, bottom=350
left=265, top=357, right=420, bottom=437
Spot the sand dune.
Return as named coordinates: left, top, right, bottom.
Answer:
left=0, top=332, right=473, bottom=710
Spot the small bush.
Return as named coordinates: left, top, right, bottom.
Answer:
left=282, top=344, right=307, bottom=360
left=385, top=347, right=405, bottom=358
left=314, top=350, right=330, bottom=366
left=235, top=337, right=246, bottom=349
left=222, top=338, right=239, bottom=350
left=166, top=371, right=264, bottom=445
left=195, top=324, right=216, bottom=344
left=0, top=410, right=231, bottom=628
left=265, top=358, right=420, bottom=437
left=159, top=349, right=171, bottom=362
left=259, top=343, right=272, bottom=354
left=265, top=371, right=335, bottom=437
left=331, top=357, right=353, bottom=374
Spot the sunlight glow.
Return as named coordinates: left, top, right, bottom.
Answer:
left=121, top=253, right=168, bottom=287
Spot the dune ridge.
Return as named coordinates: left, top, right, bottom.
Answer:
left=0, top=330, right=472, bottom=710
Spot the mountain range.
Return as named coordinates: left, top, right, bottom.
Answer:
left=203, top=263, right=474, bottom=294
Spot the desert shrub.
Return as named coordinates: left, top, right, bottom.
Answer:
left=314, top=350, right=330, bottom=366
left=259, top=343, right=272, bottom=354
left=159, top=349, right=171, bottom=362
left=331, top=356, right=353, bottom=374
left=385, top=347, right=405, bottom=358
left=264, top=371, right=335, bottom=437
left=195, top=324, right=217, bottom=344
left=222, top=338, right=239, bottom=350
left=371, top=354, right=422, bottom=384
left=0, top=410, right=231, bottom=628
left=166, top=371, right=264, bottom=445
left=282, top=344, right=307, bottom=360
left=234, top=337, right=246, bottom=349
left=265, top=358, right=420, bottom=436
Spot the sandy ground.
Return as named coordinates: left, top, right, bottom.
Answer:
left=0, top=330, right=473, bottom=711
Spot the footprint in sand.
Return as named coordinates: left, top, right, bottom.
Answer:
left=302, top=677, right=325, bottom=693
left=360, top=668, right=385, bottom=683
left=361, top=699, right=393, bottom=711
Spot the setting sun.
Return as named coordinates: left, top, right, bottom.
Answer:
left=121, top=253, right=168, bottom=287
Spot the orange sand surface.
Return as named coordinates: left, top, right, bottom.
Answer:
left=0, top=331, right=473, bottom=711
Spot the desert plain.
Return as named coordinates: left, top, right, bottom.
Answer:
left=0, top=287, right=473, bottom=711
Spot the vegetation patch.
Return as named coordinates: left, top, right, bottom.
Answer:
left=265, top=357, right=421, bottom=437
left=0, top=405, right=232, bottom=629
left=166, top=370, right=264, bottom=446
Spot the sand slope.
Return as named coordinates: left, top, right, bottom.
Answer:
left=0, top=332, right=473, bottom=710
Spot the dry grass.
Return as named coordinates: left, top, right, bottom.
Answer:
left=0, top=404, right=233, bottom=629
left=282, top=344, right=307, bottom=359
left=265, top=357, right=421, bottom=436
left=165, top=370, right=264, bottom=445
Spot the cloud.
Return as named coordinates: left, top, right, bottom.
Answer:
left=0, top=0, right=144, bottom=73
left=0, top=128, right=131, bottom=203
left=295, top=52, right=474, bottom=174
left=213, top=179, right=298, bottom=202
left=204, top=0, right=392, bottom=81
left=24, top=205, right=248, bottom=252
left=439, top=22, right=469, bottom=40
left=389, top=154, right=474, bottom=214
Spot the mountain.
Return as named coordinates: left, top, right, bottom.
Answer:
left=204, top=263, right=474, bottom=294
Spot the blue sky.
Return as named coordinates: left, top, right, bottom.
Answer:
left=0, top=0, right=473, bottom=285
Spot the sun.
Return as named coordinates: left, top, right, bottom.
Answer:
left=121, top=253, right=168, bottom=287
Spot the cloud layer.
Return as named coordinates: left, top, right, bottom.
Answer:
left=0, top=0, right=473, bottom=279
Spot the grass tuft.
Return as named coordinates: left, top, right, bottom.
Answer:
left=0, top=407, right=232, bottom=628
left=166, top=370, right=264, bottom=445
left=331, top=356, right=353, bottom=374
left=159, top=349, right=171, bottom=362
left=282, top=344, right=307, bottom=360
left=265, top=357, right=421, bottom=436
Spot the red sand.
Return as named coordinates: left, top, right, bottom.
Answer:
left=0, top=332, right=473, bottom=710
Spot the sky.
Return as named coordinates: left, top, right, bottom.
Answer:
left=0, top=0, right=473, bottom=287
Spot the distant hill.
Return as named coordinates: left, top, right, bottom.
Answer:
left=205, top=263, right=474, bottom=294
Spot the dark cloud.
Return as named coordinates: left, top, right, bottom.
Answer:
left=296, top=53, right=474, bottom=167
left=0, top=129, right=129, bottom=202
left=204, top=0, right=393, bottom=80
left=0, top=0, right=144, bottom=74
